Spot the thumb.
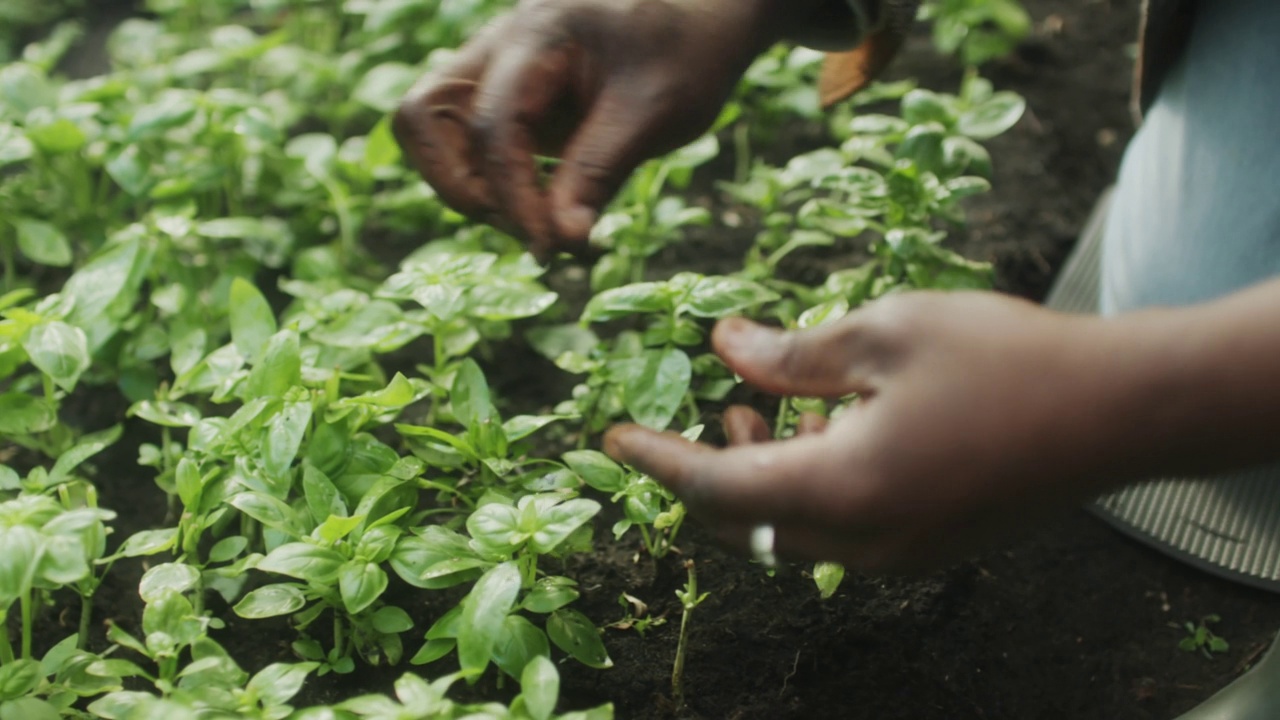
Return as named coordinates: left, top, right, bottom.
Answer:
left=548, top=87, right=693, bottom=245
left=712, top=316, right=879, bottom=399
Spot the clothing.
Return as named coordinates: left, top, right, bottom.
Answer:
left=817, top=0, right=1198, bottom=116
left=1102, top=0, right=1280, bottom=314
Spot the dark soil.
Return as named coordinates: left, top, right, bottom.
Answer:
left=47, top=1, right=1280, bottom=719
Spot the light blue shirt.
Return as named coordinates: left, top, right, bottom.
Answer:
left=1102, top=0, right=1280, bottom=314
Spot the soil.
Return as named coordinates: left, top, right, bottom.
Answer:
left=37, top=1, right=1280, bottom=719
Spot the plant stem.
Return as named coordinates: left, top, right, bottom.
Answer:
left=638, top=523, right=657, bottom=558
left=20, top=590, right=32, bottom=660
left=333, top=612, right=345, bottom=660
left=672, top=560, right=699, bottom=708
left=78, top=588, right=93, bottom=650
left=734, top=122, right=752, bottom=184
left=0, top=609, right=13, bottom=665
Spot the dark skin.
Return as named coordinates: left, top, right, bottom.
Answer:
left=396, top=0, right=1280, bottom=574
left=392, top=0, right=837, bottom=259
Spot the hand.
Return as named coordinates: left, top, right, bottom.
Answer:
left=604, top=291, right=1161, bottom=573
left=393, top=0, right=817, bottom=260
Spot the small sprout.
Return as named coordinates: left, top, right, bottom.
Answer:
left=1176, top=614, right=1230, bottom=659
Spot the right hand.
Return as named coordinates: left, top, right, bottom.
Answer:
left=393, top=0, right=810, bottom=259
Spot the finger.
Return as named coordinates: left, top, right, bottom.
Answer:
left=394, top=21, right=506, bottom=218
left=711, top=316, right=879, bottom=399
left=394, top=79, right=495, bottom=217
left=603, top=423, right=860, bottom=526
left=722, top=405, right=771, bottom=446
left=548, top=83, right=700, bottom=246
left=472, top=36, right=573, bottom=260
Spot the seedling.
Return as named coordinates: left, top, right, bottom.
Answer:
left=1177, top=615, right=1230, bottom=659
left=671, top=560, right=710, bottom=708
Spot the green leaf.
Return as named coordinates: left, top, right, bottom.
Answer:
left=12, top=218, right=71, bottom=267
left=502, top=415, right=566, bottom=443
left=22, top=321, right=90, bottom=392
left=175, top=457, right=202, bottom=510
left=581, top=282, right=670, bottom=323
left=563, top=451, right=625, bottom=493
left=467, top=282, right=557, bottom=321
left=302, top=464, right=346, bottom=525
left=389, top=529, right=484, bottom=590
left=228, top=492, right=301, bottom=534
left=234, top=584, right=307, bottom=619
left=813, top=562, right=845, bottom=600
left=63, top=236, right=148, bottom=354
left=681, top=276, right=779, bottom=318
left=316, top=514, right=364, bottom=545
left=451, top=359, right=494, bottom=431
left=957, top=91, right=1026, bottom=140
left=263, top=401, right=312, bottom=477
left=25, top=118, right=85, bottom=154
left=245, top=329, right=302, bottom=399
left=0, top=659, right=41, bottom=701
left=116, top=528, right=178, bottom=558
left=0, top=123, right=34, bottom=167
left=208, top=536, right=248, bottom=563
left=47, top=424, right=122, bottom=487
left=126, top=92, right=198, bottom=142
left=0, top=64, right=53, bottom=116
left=339, top=372, right=417, bottom=409
left=530, top=499, right=600, bottom=554
left=247, top=662, right=317, bottom=708
left=339, top=561, right=388, bottom=615
left=352, top=62, right=419, bottom=113
left=105, top=147, right=149, bottom=196
left=466, top=503, right=525, bottom=555
left=410, top=638, right=456, bottom=666
left=521, top=577, right=580, bottom=614
left=371, top=606, right=414, bottom=634
left=521, top=654, right=559, bottom=720
left=138, top=562, right=200, bottom=603
left=547, top=609, right=612, bottom=669
left=613, top=348, right=692, bottom=430
left=491, top=615, right=550, bottom=681
left=130, top=401, right=202, bottom=428
left=0, top=697, right=60, bottom=720
left=228, top=277, right=277, bottom=362
left=0, top=525, right=40, bottom=606
left=526, top=324, right=599, bottom=365
left=457, top=562, right=522, bottom=675
left=257, top=543, right=346, bottom=585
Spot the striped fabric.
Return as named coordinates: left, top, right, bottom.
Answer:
left=1046, top=190, right=1280, bottom=593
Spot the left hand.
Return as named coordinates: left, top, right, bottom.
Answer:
left=604, top=291, right=1162, bottom=573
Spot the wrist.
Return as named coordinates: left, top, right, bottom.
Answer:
left=1080, top=302, right=1275, bottom=484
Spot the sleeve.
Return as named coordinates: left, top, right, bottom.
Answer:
left=786, top=1, right=919, bottom=108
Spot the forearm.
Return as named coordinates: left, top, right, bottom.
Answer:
left=1097, top=276, right=1280, bottom=481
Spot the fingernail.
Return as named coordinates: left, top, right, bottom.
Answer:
left=602, top=425, right=633, bottom=462
left=557, top=204, right=597, bottom=241
left=714, top=318, right=777, bottom=358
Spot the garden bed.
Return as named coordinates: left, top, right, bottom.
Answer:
left=11, top=1, right=1280, bottom=719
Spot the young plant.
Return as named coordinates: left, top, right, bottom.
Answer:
left=398, top=494, right=611, bottom=681
left=1177, top=615, right=1230, bottom=659
left=327, top=657, right=614, bottom=720
left=671, top=560, right=710, bottom=708
left=563, top=440, right=699, bottom=560
left=919, top=0, right=1032, bottom=68
left=587, top=136, right=719, bottom=291
left=572, top=273, right=777, bottom=433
